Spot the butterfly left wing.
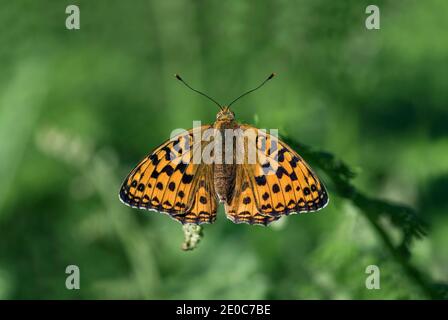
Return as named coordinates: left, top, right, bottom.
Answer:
left=119, top=126, right=217, bottom=224
left=225, top=125, right=329, bottom=225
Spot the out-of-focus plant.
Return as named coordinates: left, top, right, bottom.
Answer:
left=283, top=135, right=447, bottom=299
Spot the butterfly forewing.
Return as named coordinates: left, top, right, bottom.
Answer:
left=119, top=126, right=218, bottom=224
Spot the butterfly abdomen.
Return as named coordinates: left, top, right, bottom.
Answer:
left=212, top=119, right=238, bottom=203
left=214, top=163, right=235, bottom=203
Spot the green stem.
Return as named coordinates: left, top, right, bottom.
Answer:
left=355, top=193, right=439, bottom=299
left=282, top=135, right=443, bottom=299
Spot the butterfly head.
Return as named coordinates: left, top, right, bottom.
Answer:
left=216, top=106, right=235, bottom=121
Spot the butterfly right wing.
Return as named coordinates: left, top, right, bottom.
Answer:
left=225, top=164, right=280, bottom=225
left=225, top=125, right=328, bottom=226
left=119, top=126, right=217, bottom=224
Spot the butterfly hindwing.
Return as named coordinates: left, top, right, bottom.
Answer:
left=119, top=126, right=217, bottom=224
left=225, top=165, right=281, bottom=225
left=186, top=165, right=218, bottom=224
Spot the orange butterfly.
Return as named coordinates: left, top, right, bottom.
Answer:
left=119, top=74, right=328, bottom=226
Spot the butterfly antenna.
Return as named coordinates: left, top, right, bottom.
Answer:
left=175, top=74, right=223, bottom=110
left=228, top=73, right=276, bottom=107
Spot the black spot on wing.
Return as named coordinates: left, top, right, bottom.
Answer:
left=149, top=154, right=160, bottom=166
left=261, top=204, right=272, bottom=210
left=255, top=175, right=267, bottom=186
left=152, top=196, right=160, bottom=205
left=161, top=165, right=174, bottom=176
left=161, top=146, right=173, bottom=160
left=275, top=203, right=284, bottom=210
left=182, top=174, right=194, bottom=184
left=175, top=162, right=188, bottom=173
left=277, top=148, right=287, bottom=162
left=172, top=139, right=181, bottom=152
left=238, top=211, right=251, bottom=217
left=175, top=202, right=186, bottom=209
left=276, top=167, right=288, bottom=179
left=287, top=199, right=295, bottom=207
left=262, top=162, right=273, bottom=174
left=261, top=162, right=270, bottom=168
left=290, top=156, right=299, bottom=168
left=151, top=170, right=160, bottom=179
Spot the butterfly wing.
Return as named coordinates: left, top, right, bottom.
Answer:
left=225, top=165, right=281, bottom=225
left=225, top=125, right=329, bottom=225
left=119, top=126, right=217, bottom=224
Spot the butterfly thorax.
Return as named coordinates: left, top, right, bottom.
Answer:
left=213, top=107, right=239, bottom=204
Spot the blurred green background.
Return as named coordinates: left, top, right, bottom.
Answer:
left=0, top=0, right=447, bottom=299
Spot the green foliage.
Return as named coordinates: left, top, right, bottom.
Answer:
left=283, top=136, right=446, bottom=299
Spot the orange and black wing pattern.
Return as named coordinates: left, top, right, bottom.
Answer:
left=225, top=165, right=281, bottom=225
left=225, top=125, right=328, bottom=225
left=119, top=127, right=217, bottom=224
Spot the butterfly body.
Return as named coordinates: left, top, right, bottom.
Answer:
left=213, top=106, right=238, bottom=204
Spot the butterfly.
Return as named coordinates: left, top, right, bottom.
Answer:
left=119, top=73, right=328, bottom=226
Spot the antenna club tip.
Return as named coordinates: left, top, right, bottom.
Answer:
left=269, top=73, right=276, bottom=79
left=175, top=74, right=182, bottom=80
